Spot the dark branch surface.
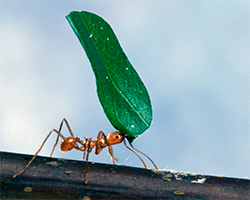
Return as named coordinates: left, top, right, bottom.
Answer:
left=1, top=151, right=249, bottom=199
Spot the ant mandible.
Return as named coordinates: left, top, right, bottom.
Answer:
left=13, top=118, right=158, bottom=184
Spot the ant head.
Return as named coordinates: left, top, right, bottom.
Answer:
left=106, top=131, right=125, bottom=145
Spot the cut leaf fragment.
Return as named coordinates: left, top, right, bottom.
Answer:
left=66, top=11, right=152, bottom=142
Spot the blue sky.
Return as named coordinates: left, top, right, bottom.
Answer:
left=1, top=1, right=249, bottom=179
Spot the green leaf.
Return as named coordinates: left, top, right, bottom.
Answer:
left=66, top=11, right=152, bottom=142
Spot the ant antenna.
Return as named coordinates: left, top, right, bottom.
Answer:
left=123, top=137, right=159, bottom=171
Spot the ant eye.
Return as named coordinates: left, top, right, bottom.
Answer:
left=115, top=135, right=120, bottom=139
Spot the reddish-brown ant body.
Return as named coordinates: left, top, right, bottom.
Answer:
left=13, top=118, right=158, bottom=184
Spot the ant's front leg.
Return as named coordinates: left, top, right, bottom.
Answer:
left=95, top=131, right=116, bottom=164
left=95, top=131, right=105, bottom=154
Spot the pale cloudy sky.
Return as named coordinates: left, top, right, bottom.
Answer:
left=1, top=1, right=249, bottom=178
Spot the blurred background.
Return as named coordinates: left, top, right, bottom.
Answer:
left=1, top=1, right=249, bottom=179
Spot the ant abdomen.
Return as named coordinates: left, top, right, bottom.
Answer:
left=60, top=137, right=76, bottom=151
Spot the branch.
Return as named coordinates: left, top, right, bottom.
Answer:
left=1, top=151, right=249, bottom=199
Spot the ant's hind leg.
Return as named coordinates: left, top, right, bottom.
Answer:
left=13, top=123, right=77, bottom=179
left=50, top=134, right=60, bottom=157
left=50, top=118, right=77, bottom=157
left=13, top=129, right=56, bottom=178
left=61, top=118, right=76, bottom=137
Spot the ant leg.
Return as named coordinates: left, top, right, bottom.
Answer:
left=124, top=139, right=159, bottom=171
left=13, top=128, right=77, bottom=179
left=82, top=151, right=86, bottom=160
left=62, top=118, right=76, bottom=137
left=50, top=118, right=78, bottom=157
left=13, top=129, right=56, bottom=178
left=95, top=131, right=103, bottom=154
left=103, top=132, right=118, bottom=163
left=50, top=134, right=60, bottom=157
left=95, top=131, right=117, bottom=165
left=84, top=138, right=92, bottom=184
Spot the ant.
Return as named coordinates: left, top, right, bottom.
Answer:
left=13, top=118, right=158, bottom=184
